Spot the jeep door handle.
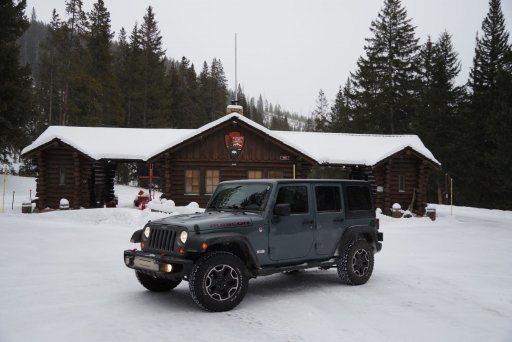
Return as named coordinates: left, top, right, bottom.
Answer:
left=333, top=218, right=344, bottom=223
left=302, top=219, right=314, bottom=225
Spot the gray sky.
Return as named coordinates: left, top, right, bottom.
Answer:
left=25, top=0, right=512, bottom=116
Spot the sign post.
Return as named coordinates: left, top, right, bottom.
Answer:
left=2, top=166, right=6, bottom=213
left=450, top=177, right=453, bottom=216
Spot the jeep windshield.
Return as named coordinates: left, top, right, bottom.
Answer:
left=207, top=183, right=272, bottom=212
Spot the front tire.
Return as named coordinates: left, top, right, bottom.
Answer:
left=135, top=270, right=181, bottom=292
left=337, top=239, right=374, bottom=285
left=189, top=251, right=249, bottom=312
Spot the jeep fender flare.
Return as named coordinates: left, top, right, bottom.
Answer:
left=337, top=225, right=378, bottom=254
left=187, top=233, right=260, bottom=270
left=130, top=229, right=143, bottom=243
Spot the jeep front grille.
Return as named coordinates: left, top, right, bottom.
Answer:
left=146, top=228, right=177, bottom=253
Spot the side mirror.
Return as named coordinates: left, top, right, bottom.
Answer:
left=274, top=203, right=291, bottom=216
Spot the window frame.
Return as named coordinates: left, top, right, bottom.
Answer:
left=315, top=185, right=342, bottom=212
left=276, top=185, right=309, bottom=214
left=398, top=175, right=405, bottom=193
left=185, top=169, right=201, bottom=195
left=205, top=169, right=220, bottom=195
left=345, top=185, right=373, bottom=211
left=247, top=170, right=263, bottom=179
left=268, top=170, right=284, bottom=179
left=59, top=167, right=65, bottom=186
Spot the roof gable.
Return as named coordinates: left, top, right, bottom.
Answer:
left=148, top=114, right=317, bottom=163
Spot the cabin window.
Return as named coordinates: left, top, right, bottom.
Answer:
left=59, top=167, right=65, bottom=185
left=398, top=175, right=405, bottom=192
left=268, top=170, right=283, bottom=179
left=247, top=170, right=263, bottom=179
left=185, top=169, right=200, bottom=194
left=205, top=170, right=220, bottom=194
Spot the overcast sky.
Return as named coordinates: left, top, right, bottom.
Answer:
left=25, top=0, right=512, bottom=116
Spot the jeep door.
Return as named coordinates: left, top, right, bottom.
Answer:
left=314, top=184, right=346, bottom=255
left=269, top=184, right=315, bottom=261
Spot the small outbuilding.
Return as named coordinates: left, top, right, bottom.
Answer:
left=22, top=113, right=440, bottom=215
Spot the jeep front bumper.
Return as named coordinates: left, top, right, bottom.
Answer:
left=123, top=249, right=193, bottom=280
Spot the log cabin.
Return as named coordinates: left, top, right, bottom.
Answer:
left=22, top=112, right=440, bottom=216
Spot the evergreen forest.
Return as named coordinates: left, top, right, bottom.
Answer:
left=1, top=0, right=511, bottom=210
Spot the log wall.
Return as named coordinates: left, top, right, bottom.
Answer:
left=373, top=150, right=431, bottom=216
left=35, top=144, right=93, bottom=209
left=154, top=121, right=314, bottom=207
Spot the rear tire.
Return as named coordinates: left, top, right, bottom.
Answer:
left=135, top=270, right=181, bottom=292
left=189, top=251, right=249, bottom=312
left=337, top=239, right=374, bottom=285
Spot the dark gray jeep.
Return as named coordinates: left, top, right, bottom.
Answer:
left=124, top=179, right=383, bottom=311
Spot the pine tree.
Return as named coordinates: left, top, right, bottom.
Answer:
left=197, top=61, right=212, bottom=124
left=62, top=0, right=88, bottom=125
left=139, top=6, right=166, bottom=127
left=416, top=32, right=465, bottom=203
left=311, top=89, right=329, bottom=132
left=250, top=96, right=264, bottom=124
left=350, top=0, right=420, bottom=134
left=0, top=0, right=34, bottom=159
left=114, top=27, right=133, bottom=126
left=463, top=0, right=512, bottom=209
left=18, top=7, right=47, bottom=79
left=84, top=0, right=121, bottom=126
left=37, top=9, right=66, bottom=127
left=257, top=95, right=264, bottom=114
left=330, top=79, right=355, bottom=132
left=124, top=22, right=145, bottom=127
left=209, top=58, right=228, bottom=120
left=166, top=57, right=201, bottom=128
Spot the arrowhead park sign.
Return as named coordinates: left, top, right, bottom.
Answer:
left=225, top=132, right=245, bottom=159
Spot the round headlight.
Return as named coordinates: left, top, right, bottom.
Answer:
left=144, top=227, right=151, bottom=238
left=179, top=230, right=188, bottom=244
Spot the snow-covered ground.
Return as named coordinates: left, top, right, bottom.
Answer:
left=0, top=176, right=511, bottom=342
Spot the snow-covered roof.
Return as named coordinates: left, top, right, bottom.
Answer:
left=21, top=126, right=195, bottom=160
left=22, top=114, right=440, bottom=166
left=273, top=131, right=440, bottom=166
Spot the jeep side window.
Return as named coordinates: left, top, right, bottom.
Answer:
left=315, top=186, right=342, bottom=212
left=276, top=186, right=308, bottom=214
left=346, top=186, right=372, bottom=211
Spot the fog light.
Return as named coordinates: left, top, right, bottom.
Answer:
left=179, top=247, right=185, bottom=255
left=162, top=264, right=173, bottom=273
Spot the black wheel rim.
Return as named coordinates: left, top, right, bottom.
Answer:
left=205, top=264, right=240, bottom=301
left=352, top=248, right=370, bottom=277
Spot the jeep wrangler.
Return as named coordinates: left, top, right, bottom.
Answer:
left=124, top=179, right=383, bottom=312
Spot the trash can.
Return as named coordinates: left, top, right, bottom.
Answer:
left=22, top=202, right=32, bottom=214
left=391, top=203, right=402, bottom=218
left=426, top=204, right=436, bottom=221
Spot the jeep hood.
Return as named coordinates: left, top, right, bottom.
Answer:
left=154, top=211, right=261, bottom=232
